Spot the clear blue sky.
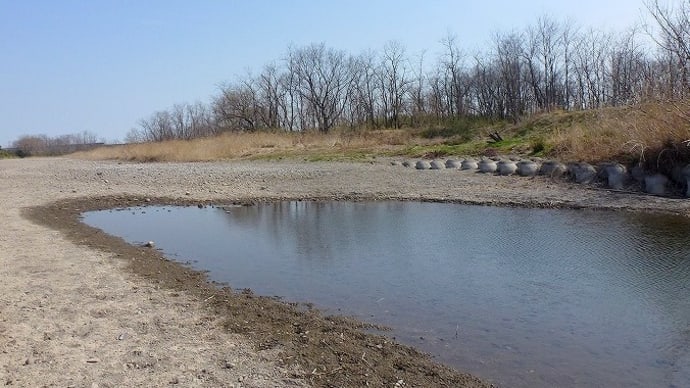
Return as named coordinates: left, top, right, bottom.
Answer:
left=0, top=0, right=647, bottom=147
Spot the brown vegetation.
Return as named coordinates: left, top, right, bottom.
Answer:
left=74, top=100, right=690, bottom=173
left=74, top=130, right=417, bottom=162
left=543, top=99, right=690, bottom=166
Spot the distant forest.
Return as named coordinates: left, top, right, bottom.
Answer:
left=125, top=0, right=689, bottom=142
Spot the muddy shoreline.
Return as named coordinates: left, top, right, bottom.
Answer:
left=4, top=157, right=690, bottom=387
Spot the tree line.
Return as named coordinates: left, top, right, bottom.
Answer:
left=11, top=131, right=101, bottom=156
left=127, top=0, right=690, bottom=142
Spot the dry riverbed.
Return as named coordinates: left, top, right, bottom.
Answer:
left=2, top=157, right=689, bottom=387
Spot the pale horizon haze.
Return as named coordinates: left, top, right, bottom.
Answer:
left=0, top=0, right=650, bottom=147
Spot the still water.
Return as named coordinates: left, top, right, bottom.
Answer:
left=83, top=201, right=690, bottom=387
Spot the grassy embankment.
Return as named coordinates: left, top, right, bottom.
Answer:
left=75, top=100, right=690, bottom=173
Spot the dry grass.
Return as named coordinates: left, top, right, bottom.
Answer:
left=73, top=129, right=416, bottom=162
left=542, top=100, right=690, bottom=169
left=73, top=101, right=690, bottom=170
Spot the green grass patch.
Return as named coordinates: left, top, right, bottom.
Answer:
left=419, top=116, right=501, bottom=141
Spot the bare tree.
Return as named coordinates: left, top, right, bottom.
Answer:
left=572, top=29, right=612, bottom=109
left=138, top=110, right=174, bottom=141
left=468, top=57, right=504, bottom=118
left=439, top=33, right=469, bottom=117
left=288, top=43, right=357, bottom=133
left=561, top=19, right=579, bottom=109
left=409, top=49, right=428, bottom=126
left=279, top=55, right=303, bottom=131
left=609, top=28, right=649, bottom=105
left=124, top=128, right=145, bottom=143
left=379, top=41, right=411, bottom=128
left=645, top=0, right=690, bottom=95
left=349, top=50, right=381, bottom=128
left=213, top=80, right=261, bottom=132
left=494, top=31, right=526, bottom=122
left=256, top=64, right=282, bottom=129
left=13, top=135, right=49, bottom=155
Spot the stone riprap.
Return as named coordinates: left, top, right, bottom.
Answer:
left=645, top=173, right=669, bottom=195
left=517, top=161, right=540, bottom=177
left=415, top=160, right=431, bottom=170
left=497, top=160, right=518, bottom=176
left=446, top=159, right=462, bottom=169
left=430, top=160, right=446, bottom=170
left=539, top=161, right=567, bottom=178
left=478, top=159, right=498, bottom=173
left=460, top=159, right=478, bottom=170
left=404, top=158, right=690, bottom=197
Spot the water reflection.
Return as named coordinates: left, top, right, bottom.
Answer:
left=83, top=202, right=690, bottom=388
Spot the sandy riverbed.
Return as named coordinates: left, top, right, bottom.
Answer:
left=2, top=157, right=689, bottom=387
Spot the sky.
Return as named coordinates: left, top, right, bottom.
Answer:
left=0, top=0, right=650, bottom=147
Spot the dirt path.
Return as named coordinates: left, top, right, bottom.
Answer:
left=2, top=157, right=689, bottom=387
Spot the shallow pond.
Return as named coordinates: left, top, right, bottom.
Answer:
left=83, top=201, right=690, bottom=387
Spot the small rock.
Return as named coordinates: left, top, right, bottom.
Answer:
left=144, top=241, right=155, bottom=248
left=86, top=358, right=100, bottom=364
left=445, top=159, right=462, bottom=169
left=631, top=165, right=646, bottom=182
left=478, top=159, right=497, bottom=173
left=517, top=160, right=539, bottom=177
left=430, top=160, right=446, bottom=170
left=644, top=173, right=668, bottom=195
left=460, top=159, right=478, bottom=170
left=539, top=161, right=567, bottom=178
left=568, top=162, right=597, bottom=184
left=497, top=160, right=518, bottom=176
left=601, top=163, right=627, bottom=190
left=415, top=160, right=431, bottom=170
